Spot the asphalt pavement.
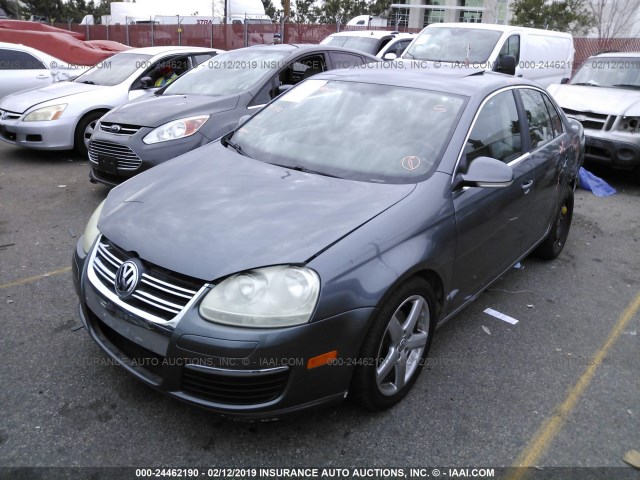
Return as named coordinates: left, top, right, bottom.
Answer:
left=0, top=144, right=638, bottom=479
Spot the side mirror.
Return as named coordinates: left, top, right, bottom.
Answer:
left=383, top=52, right=397, bottom=61
left=277, top=84, right=294, bottom=96
left=457, top=156, right=514, bottom=189
left=494, top=54, right=516, bottom=76
left=560, top=78, right=569, bottom=84
left=140, top=76, right=154, bottom=89
left=238, top=114, right=251, bottom=126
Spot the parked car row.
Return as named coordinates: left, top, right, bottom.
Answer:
left=1, top=26, right=592, bottom=418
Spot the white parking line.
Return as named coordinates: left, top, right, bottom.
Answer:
left=484, top=308, right=519, bottom=325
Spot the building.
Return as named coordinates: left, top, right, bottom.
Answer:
left=389, top=0, right=510, bottom=29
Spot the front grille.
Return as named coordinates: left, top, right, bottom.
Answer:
left=562, top=108, right=612, bottom=131
left=182, top=366, right=289, bottom=405
left=88, top=140, right=142, bottom=171
left=99, top=122, right=141, bottom=136
left=0, top=109, right=21, bottom=121
left=90, top=236, right=204, bottom=322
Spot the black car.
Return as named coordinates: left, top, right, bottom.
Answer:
left=74, top=66, right=584, bottom=418
left=88, top=44, right=378, bottom=186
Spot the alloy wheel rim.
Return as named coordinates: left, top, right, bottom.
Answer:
left=376, top=294, right=429, bottom=396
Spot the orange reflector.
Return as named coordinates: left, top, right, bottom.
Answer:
left=307, top=350, right=337, bottom=369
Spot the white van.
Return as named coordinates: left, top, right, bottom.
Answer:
left=399, top=23, right=574, bottom=87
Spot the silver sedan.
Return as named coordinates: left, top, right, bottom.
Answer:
left=0, top=45, right=221, bottom=156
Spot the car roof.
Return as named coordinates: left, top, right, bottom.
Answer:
left=242, top=43, right=379, bottom=59
left=122, top=46, right=220, bottom=56
left=326, top=30, right=415, bottom=39
left=425, top=22, right=573, bottom=39
left=312, top=66, right=541, bottom=97
left=590, top=51, right=640, bottom=58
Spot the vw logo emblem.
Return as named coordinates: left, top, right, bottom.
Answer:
left=114, top=260, right=139, bottom=298
left=110, top=124, right=121, bottom=133
left=1, top=111, right=7, bottom=120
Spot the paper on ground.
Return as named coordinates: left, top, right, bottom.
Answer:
left=484, top=308, right=519, bottom=325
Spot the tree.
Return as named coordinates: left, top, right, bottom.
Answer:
left=0, top=0, right=22, bottom=18
left=586, top=0, right=640, bottom=40
left=510, top=0, right=594, bottom=34
left=21, top=0, right=65, bottom=22
left=261, top=0, right=282, bottom=20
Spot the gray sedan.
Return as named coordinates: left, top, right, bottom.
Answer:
left=73, top=67, right=584, bottom=418
left=87, top=44, right=378, bottom=186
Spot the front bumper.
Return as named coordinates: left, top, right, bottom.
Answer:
left=583, top=130, right=640, bottom=169
left=73, top=238, right=373, bottom=418
left=88, top=129, right=210, bottom=187
left=0, top=111, right=75, bottom=150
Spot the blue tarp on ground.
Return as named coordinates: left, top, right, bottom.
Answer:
left=578, top=167, right=617, bottom=197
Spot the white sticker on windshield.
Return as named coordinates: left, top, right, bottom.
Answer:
left=401, top=156, right=422, bottom=171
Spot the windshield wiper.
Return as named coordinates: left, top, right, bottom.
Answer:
left=572, top=82, right=599, bottom=87
left=612, top=83, right=640, bottom=89
left=269, top=162, right=340, bottom=178
left=78, top=80, right=96, bottom=84
left=222, top=136, right=250, bottom=157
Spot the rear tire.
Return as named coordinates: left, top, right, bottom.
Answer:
left=351, top=278, right=436, bottom=411
left=74, top=111, right=105, bottom=158
left=535, top=190, right=574, bottom=260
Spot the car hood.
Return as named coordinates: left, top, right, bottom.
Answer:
left=547, top=84, right=640, bottom=116
left=0, top=81, right=104, bottom=114
left=99, top=142, right=415, bottom=281
left=102, top=94, right=240, bottom=128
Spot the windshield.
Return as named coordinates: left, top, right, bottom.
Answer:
left=230, top=79, right=466, bottom=184
left=571, top=57, right=640, bottom=89
left=320, top=36, right=381, bottom=55
left=403, top=28, right=502, bottom=63
left=163, top=50, right=289, bottom=96
left=74, top=53, right=152, bottom=86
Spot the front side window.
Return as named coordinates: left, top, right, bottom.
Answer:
left=498, top=35, right=520, bottom=63
left=519, top=89, right=555, bottom=149
left=465, top=90, right=523, bottom=164
left=231, top=79, right=467, bottom=184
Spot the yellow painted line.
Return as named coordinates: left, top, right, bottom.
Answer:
left=0, top=266, right=72, bottom=290
left=508, top=290, right=640, bottom=480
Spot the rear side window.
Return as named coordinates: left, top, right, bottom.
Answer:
left=541, top=93, right=563, bottom=137
left=465, top=90, right=523, bottom=164
left=329, top=52, right=369, bottom=69
left=0, top=49, right=46, bottom=70
left=519, top=89, right=555, bottom=149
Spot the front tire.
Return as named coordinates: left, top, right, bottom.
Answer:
left=535, top=189, right=574, bottom=260
left=74, top=111, right=105, bottom=157
left=352, top=278, right=436, bottom=411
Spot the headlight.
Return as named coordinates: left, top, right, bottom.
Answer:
left=82, top=200, right=105, bottom=254
left=23, top=104, right=67, bottom=122
left=199, top=266, right=320, bottom=328
left=143, top=115, right=209, bottom=144
left=618, top=117, right=639, bottom=134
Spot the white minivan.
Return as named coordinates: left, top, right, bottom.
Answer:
left=399, top=23, right=574, bottom=87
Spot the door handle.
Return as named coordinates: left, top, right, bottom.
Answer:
left=521, top=179, right=533, bottom=192
left=36, top=74, right=50, bottom=79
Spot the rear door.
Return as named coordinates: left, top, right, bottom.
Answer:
left=516, top=87, right=571, bottom=245
left=451, top=89, right=534, bottom=309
